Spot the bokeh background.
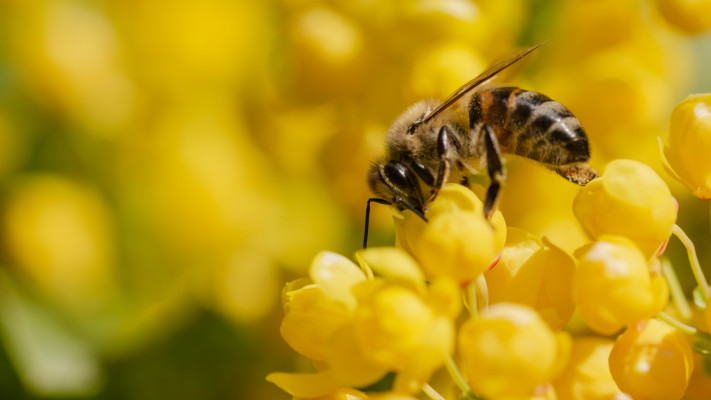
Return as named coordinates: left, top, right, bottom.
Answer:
left=0, top=0, right=710, bottom=399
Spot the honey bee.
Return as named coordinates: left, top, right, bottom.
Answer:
left=364, top=43, right=597, bottom=247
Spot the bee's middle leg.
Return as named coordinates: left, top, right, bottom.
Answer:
left=482, top=124, right=506, bottom=219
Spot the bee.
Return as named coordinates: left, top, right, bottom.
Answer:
left=364, top=43, right=597, bottom=247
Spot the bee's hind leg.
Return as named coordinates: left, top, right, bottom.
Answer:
left=482, top=125, right=506, bottom=219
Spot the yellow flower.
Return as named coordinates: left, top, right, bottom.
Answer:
left=684, top=353, right=711, bottom=400
left=552, top=337, right=623, bottom=400
left=347, top=277, right=456, bottom=393
left=573, top=159, right=677, bottom=257
left=395, top=184, right=506, bottom=284
left=280, top=284, right=352, bottom=362
left=287, top=6, right=366, bottom=98
left=486, top=228, right=576, bottom=330
left=655, top=0, right=711, bottom=35
left=347, top=248, right=459, bottom=392
left=280, top=251, right=365, bottom=361
left=608, top=319, right=694, bottom=400
left=353, top=284, right=435, bottom=366
left=277, top=249, right=459, bottom=394
left=573, top=236, right=668, bottom=335
left=661, top=93, right=711, bottom=198
left=1, top=174, right=116, bottom=309
left=459, top=303, right=570, bottom=399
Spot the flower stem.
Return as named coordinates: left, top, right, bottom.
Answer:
left=475, top=274, right=489, bottom=312
left=658, top=311, right=698, bottom=336
left=422, top=384, right=446, bottom=400
left=672, top=224, right=710, bottom=299
left=444, top=354, right=482, bottom=400
left=468, top=282, right=478, bottom=320
left=661, top=258, right=693, bottom=322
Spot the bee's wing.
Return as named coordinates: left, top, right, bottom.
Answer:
left=421, top=42, right=545, bottom=124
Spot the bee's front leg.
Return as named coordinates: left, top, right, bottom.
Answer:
left=429, top=126, right=453, bottom=203
left=482, top=124, right=506, bottom=219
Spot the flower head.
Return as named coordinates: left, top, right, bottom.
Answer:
left=277, top=249, right=459, bottom=394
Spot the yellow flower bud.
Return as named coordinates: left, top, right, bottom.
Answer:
left=661, top=94, right=711, bottom=198
left=394, top=184, right=507, bottom=264
left=608, top=319, right=694, bottom=400
left=573, top=236, right=669, bottom=335
left=459, top=303, right=569, bottom=399
left=573, top=159, right=677, bottom=257
left=684, top=353, right=711, bottom=400
left=553, top=337, right=623, bottom=400
left=486, top=228, right=576, bottom=330
left=655, top=0, right=711, bottom=35
left=416, top=211, right=498, bottom=283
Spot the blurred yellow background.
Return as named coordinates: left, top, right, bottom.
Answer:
left=0, top=0, right=710, bottom=399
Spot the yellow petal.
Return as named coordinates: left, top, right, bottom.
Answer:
left=281, top=285, right=351, bottom=361
left=326, top=325, right=389, bottom=388
left=266, top=370, right=340, bottom=398
left=310, top=251, right=366, bottom=310
left=356, top=247, right=425, bottom=292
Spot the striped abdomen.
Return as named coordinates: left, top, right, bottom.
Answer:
left=469, top=87, right=590, bottom=166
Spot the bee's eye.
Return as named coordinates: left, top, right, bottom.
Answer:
left=382, top=161, right=420, bottom=197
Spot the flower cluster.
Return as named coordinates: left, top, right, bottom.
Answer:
left=2, top=0, right=711, bottom=399
left=270, top=91, right=711, bottom=398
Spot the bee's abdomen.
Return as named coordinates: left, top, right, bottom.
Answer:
left=470, top=87, right=590, bottom=165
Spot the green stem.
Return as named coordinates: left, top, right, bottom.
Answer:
left=444, top=354, right=482, bottom=400
left=658, top=311, right=698, bottom=336
left=661, top=258, right=693, bottom=322
left=475, top=274, right=489, bottom=312
left=422, top=384, right=445, bottom=400
left=672, top=224, right=710, bottom=299
left=468, top=282, right=478, bottom=320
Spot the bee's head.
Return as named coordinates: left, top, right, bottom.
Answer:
left=367, top=160, right=427, bottom=221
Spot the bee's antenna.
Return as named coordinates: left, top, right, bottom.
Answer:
left=364, top=198, right=392, bottom=248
